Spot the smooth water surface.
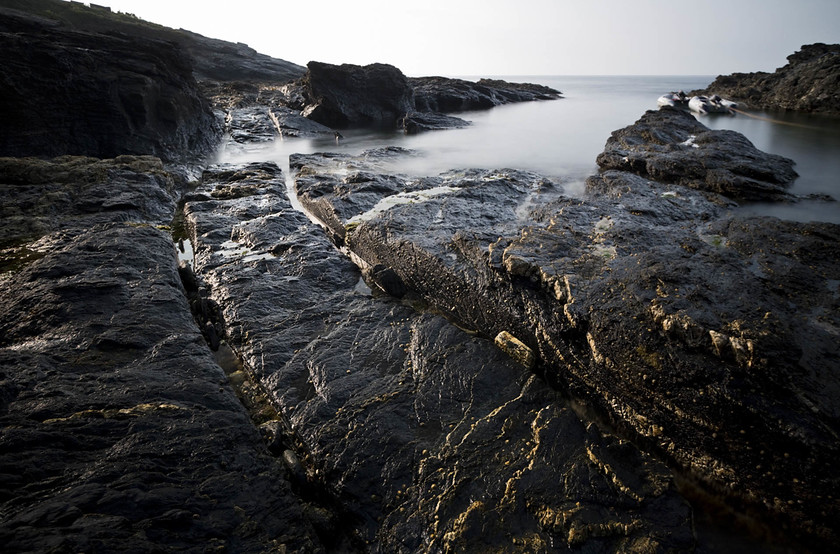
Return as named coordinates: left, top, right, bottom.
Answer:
left=216, top=75, right=840, bottom=223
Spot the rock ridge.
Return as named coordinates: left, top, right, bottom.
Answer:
left=695, top=43, right=840, bottom=114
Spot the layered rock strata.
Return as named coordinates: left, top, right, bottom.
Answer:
left=182, top=159, right=703, bottom=552
left=290, top=111, right=840, bottom=551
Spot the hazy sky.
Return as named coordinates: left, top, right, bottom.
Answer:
left=89, top=0, right=840, bottom=77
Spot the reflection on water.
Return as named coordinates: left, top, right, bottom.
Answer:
left=699, top=108, right=840, bottom=223
left=216, top=76, right=840, bottom=224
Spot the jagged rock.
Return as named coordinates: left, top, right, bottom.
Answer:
left=0, top=148, right=337, bottom=552
left=183, top=161, right=702, bottom=552
left=0, top=7, right=221, bottom=163
left=695, top=43, right=840, bottom=114
left=597, top=108, right=798, bottom=201
left=292, top=139, right=840, bottom=551
left=411, top=76, right=561, bottom=112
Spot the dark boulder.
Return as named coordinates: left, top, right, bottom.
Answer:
left=295, top=61, right=414, bottom=129
left=0, top=8, right=221, bottom=163
left=694, top=43, right=840, bottom=114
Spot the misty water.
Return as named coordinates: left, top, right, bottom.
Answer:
left=217, top=75, right=840, bottom=224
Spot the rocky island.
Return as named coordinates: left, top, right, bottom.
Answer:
left=2, top=1, right=839, bottom=553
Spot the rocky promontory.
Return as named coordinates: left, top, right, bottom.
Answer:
left=695, top=43, right=840, bottom=114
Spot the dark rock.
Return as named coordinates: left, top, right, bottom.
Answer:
left=177, top=31, right=306, bottom=83
left=0, top=0, right=305, bottom=84
left=411, top=76, right=561, bottom=113
left=694, top=43, right=840, bottom=114
left=183, top=160, right=704, bottom=552
left=291, top=147, right=430, bottom=245
left=293, top=61, right=414, bottom=129
left=283, top=64, right=561, bottom=133
left=293, top=139, right=840, bottom=550
left=0, top=8, right=221, bottom=163
left=399, top=111, right=471, bottom=134
left=0, top=156, right=177, bottom=247
left=0, top=222, right=325, bottom=552
left=597, top=108, right=798, bottom=201
left=269, top=106, right=337, bottom=138
left=226, top=106, right=278, bottom=144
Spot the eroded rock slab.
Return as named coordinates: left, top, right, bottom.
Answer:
left=292, top=129, right=840, bottom=550
left=0, top=223, right=324, bottom=552
left=184, top=161, right=702, bottom=551
left=597, top=108, right=798, bottom=201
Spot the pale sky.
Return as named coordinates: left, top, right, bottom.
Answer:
left=85, top=0, right=840, bottom=77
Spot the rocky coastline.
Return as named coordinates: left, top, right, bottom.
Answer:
left=2, top=2, right=839, bottom=553
left=694, top=43, right=840, bottom=115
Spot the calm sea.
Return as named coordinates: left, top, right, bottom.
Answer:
left=217, top=75, right=840, bottom=224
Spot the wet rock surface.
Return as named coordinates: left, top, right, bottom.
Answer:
left=695, top=43, right=840, bottom=114
left=0, top=156, right=177, bottom=248
left=597, top=108, right=798, bottom=201
left=0, top=7, right=221, bottom=163
left=3, top=3, right=837, bottom=551
left=0, top=161, right=327, bottom=551
left=183, top=161, right=705, bottom=552
left=291, top=114, right=840, bottom=551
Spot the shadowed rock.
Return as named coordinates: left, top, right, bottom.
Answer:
left=0, top=8, right=221, bottom=163
left=0, top=155, right=328, bottom=551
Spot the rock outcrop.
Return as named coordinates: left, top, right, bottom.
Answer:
left=597, top=108, right=798, bottom=201
left=292, top=61, right=415, bottom=129
left=411, top=76, right=561, bottom=112
left=0, top=157, right=332, bottom=552
left=0, top=0, right=306, bottom=84
left=696, top=43, right=840, bottom=114
left=0, top=8, right=221, bottom=163
left=282, top=61, right=562, bottom=132
left=182, top=158, right=701, bottom=552
left=290, top=111, right=840, bottom=551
